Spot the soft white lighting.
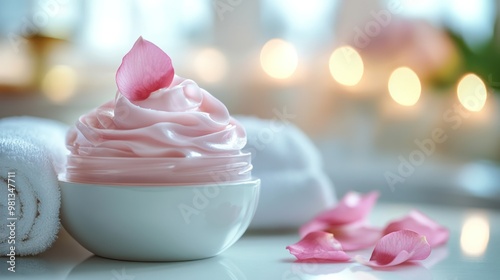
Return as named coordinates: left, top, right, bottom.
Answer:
left=268, top=0, right=337, bottom=35
left=83, top=0, right=132, bottom=51
left=391, top=0, right=494, bottom=47
left=396, top=0, right=442, bottom=21
left=445, top=0, right=495, bottom=47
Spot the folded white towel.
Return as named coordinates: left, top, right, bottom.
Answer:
left=236, top=116, right=336, bottom=229
left=0, top=116, right=68, bottom=256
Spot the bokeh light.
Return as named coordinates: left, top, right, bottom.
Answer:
left=41, top=65, right=78, bottom=104
left=460, top=215, right=490, bottom=257
left=457, top=73, right=487, bottom=112
left=260, top=39, right=298, bottom=79
left=193, top=48, right=227, bottom=83
left=388, top=67, right=421, bottom=106
left=329, top=46, right=364, bottom=87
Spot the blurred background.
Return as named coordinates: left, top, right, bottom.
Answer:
left=1, top=0, right=499, bottom=207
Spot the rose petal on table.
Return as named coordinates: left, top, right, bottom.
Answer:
left=333, top=224, right=382, bottom=251
left=286, top=231, right=351, bottom=262
left=299, top=221, right=381, bottom=251
left=315, top=191, right=379, bottom=225
left=116, top=36, right=174, bottom=101
left=299, top=191, right=379, bottom=237
left=356, top=230, right=431, bottom=267
left=299, top=219, right=329, bottom=237
left=383, top=210, right=449, bottom=247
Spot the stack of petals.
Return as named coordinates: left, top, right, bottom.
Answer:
left=286, top=191, right=449, bottom=267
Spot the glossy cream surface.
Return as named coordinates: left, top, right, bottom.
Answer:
left=65, top=76, right=250, bottom=184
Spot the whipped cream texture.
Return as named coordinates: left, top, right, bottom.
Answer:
left=65, top=76, right=251, bottom=185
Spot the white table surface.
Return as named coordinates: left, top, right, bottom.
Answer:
left=1, top=202, right=498, bottom=280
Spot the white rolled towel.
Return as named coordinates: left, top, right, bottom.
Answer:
left=0, top=116, right=68, bottom=256
left=236, top=116, right=336, bottom=229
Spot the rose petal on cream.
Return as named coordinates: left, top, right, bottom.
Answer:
left=286, top=231, right=351, bottom=262
left=299, top=191, right=379, bottom=236
left=383, top=210, right=449, bottom=247
left=116, top=36, right=174, bottom=101
left=356, top=230, right=431, bottom=267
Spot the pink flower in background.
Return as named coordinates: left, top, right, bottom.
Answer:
left=286, top=231, right=351, bottom=262
left=382, top=210, right=449, bottom=247
left=356, top=230, right=431, bottom=267
left=299, top=191, right=382, bottom=250
left=116, top=37, right=175, bottom=101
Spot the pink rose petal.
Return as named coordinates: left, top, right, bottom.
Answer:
left=315, top=191, right=379, bottom=225
left=383, top=210, right=449, bottom=247
left=298, top=191, right=381, bottom=251
left=286, top=231, right=351, bottom=262
left=299, top=191, right=379, bottom=237
left=299, top=221, right=381, bottom=251
left=116, top=36, right=174, bottom=101
left=357, top=230, right=431, bottom=267
left=331, top=224, right=382, bottom=251
left=299, top=219, right=330, bottom=237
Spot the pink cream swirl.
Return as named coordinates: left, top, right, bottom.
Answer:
left=65, top=76, right=251, bottom=185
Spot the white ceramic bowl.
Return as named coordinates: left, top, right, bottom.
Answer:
left=60, top=178, right=260, bottom=261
